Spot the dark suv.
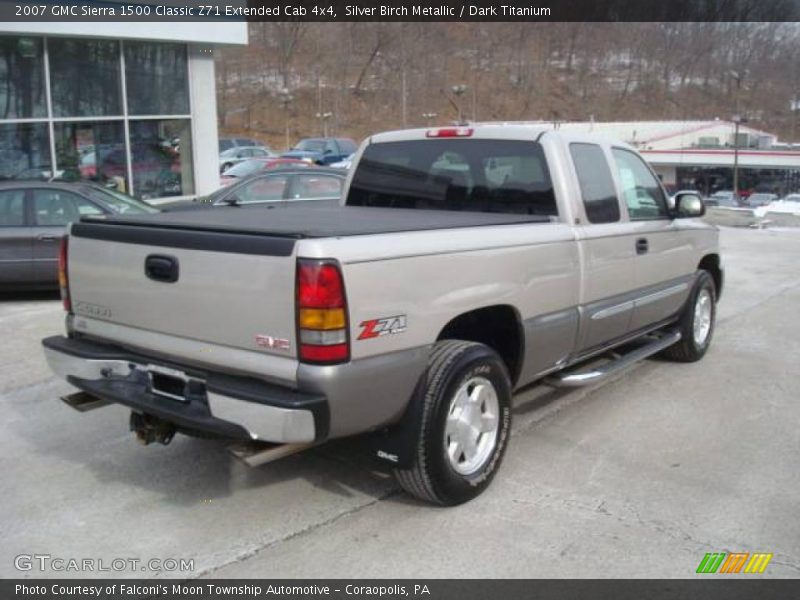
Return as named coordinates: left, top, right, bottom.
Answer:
left=281, top=138, right=357, bottom=165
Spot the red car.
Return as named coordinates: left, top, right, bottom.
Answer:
left=219, top=157, right=311, bottom=187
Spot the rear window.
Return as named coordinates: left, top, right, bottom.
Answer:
left=0, top=189, right=25, bottom=226
left=347, top=139, right=557, bottom=216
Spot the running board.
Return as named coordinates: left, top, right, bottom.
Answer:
left=228, top=441, right=316, bottom=467
left=545, top=331, right=682, bottom=388
left=61, top=391, right=111, bottom=412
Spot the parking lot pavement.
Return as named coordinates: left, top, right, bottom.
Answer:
left=2, top=227, right=799, bottom=579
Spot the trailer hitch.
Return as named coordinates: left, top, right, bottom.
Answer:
left=129, top=412, right=176, bottom=446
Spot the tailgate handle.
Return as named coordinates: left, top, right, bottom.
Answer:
left=145, top=255, right=179, bottom=283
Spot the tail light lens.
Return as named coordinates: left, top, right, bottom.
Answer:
left=426, top=127, right=473, bottom=138
left=58, top=235, right=71, bottom=312
left=296, top=259, right=349, bottom=364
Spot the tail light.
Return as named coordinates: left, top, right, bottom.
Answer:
left=296, top=259, right=349, bottom=364
left=426, top=127, right=473, bottom=138
left=58, top=235, right=71, bottom=312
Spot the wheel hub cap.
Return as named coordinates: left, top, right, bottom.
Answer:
left=693, top=289, right=712, bottom=346
left=444, top=376, right=500, bottom=475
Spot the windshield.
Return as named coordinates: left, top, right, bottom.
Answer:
left=347, top=139, right=557, bottom=216
left=84, top=187, right=159, bottom=214
left=295, top=139, right=326, bottom=153
left=224, top=159, right=266, bottom=178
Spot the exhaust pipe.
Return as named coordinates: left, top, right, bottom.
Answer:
left=61, top=391, right=110, bottom=412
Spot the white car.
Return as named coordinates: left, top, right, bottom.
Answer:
left=219, top=146, right=274, bottom=173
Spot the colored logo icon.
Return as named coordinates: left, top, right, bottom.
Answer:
left=696, top=552, right=773, bottom=574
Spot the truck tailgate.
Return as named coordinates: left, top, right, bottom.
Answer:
left=67, top=221, right=298, bottom=366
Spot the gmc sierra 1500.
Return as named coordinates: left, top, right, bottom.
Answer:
left=43, top=125, right=721, bottom=505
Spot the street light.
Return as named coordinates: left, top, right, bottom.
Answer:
left=421, top=112, right=438, bottom=126
left=732, top=114, right=748, bottom=202
left=278, top=88, right=294, bottom=151
left=315, top=112, right=333, bottom=137
left=451, top=84, right=468, bottom=124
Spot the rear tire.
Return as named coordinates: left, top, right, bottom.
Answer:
left=394, top=340, right=512, bottom=505
left=661, top=270, right=716, bottom=362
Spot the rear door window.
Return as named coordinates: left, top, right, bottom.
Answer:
left=291, top=174, right=343, bottom=200
left=32, top=189, right=102, bottom=226
left=348, top=139, right=557, bottom=216
left=0, top=189, right=26, bottom=226
left=231, top=175, right=289, bottom=204
left=569, top=143, right=620, bottom=224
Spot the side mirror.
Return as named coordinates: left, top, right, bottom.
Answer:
left=673, top=191, right=705, bottom=218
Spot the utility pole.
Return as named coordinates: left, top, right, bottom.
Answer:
left=732, top=114, right=747, bottom=202
left=278, top=88, right=293, bottom=151
left=729, top=71, right=745, bottom=202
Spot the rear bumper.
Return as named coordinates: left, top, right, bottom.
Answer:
left=42, top=335, right=328, bottom=443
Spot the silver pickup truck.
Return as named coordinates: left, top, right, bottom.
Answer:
left=42, top=125, right=722, bottom=505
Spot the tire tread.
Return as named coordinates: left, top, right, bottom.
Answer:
left=393, top=340, right=488, bottom=505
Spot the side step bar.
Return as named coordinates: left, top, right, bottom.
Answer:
left=545, top=331, right=682, bottom=388
left=228, top=441, right=317, bottom=467
left=61, top=391, right=111, bottom=412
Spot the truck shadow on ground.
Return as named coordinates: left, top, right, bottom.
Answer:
left=6, top=382, right=394, bottom=509
left=8, top=347, right=667, bottom=511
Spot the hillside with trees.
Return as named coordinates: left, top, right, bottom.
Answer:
left=216, top=22, right=800, bottom=149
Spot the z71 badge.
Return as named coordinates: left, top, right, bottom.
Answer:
left=358, top=315, right=407, bottom=340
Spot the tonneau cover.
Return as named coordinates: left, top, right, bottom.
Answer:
left=80, top=204, right=549, bottom=239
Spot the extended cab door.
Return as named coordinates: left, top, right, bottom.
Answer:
left=609, top=148, right=694, bottom=330
left=30, top=188, right=103, bottom=280
left=569, top=142, right=639, bottom=351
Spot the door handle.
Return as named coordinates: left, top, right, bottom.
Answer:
left=37, top=234, right=59, bottom=242
left=145, top=254, right=179, bottom=283
left=636, top=238, right=649, bottom=255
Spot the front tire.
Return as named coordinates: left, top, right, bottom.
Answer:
left=394, top=341, right=512, bottom=505
left=662, top=270, right=716, bottom=362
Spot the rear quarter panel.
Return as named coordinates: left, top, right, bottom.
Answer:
left=298, top=222, right=580, bottom=373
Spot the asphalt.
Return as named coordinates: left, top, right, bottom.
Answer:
left=1, top=226, right=798, bottom=579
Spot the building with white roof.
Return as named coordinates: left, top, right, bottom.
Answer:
left=477, top=119, right=800, bottom=196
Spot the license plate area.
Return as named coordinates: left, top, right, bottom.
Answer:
left=146, top=364, right=199, bottom=403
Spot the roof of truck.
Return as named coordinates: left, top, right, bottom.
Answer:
left=367, top=123, right=636, bottom=150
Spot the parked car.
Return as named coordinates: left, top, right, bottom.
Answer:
left=281, top=138, right=357, bottom=165
left=708, top=190, right=740, bottom=207
left=218, top=137, right=265, bottom=153
left=209, top=167, right=345, bottom=206
left=43, top=125, right=720, bottom=506
left=219, top=146, right=275, bottom=173
left=0, top=181, right=157, bottom=289
left=745, top=193, right=778, bottom=208
left=219, top=158, right=311, bottom=187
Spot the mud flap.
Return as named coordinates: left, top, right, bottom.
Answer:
left=365, top=379, right=426, bottom=469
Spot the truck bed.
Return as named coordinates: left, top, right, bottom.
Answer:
left=79, top=204, right=550, bottom=239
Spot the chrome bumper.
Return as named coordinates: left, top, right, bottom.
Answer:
left=43, top=340, right=319, bottom=444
